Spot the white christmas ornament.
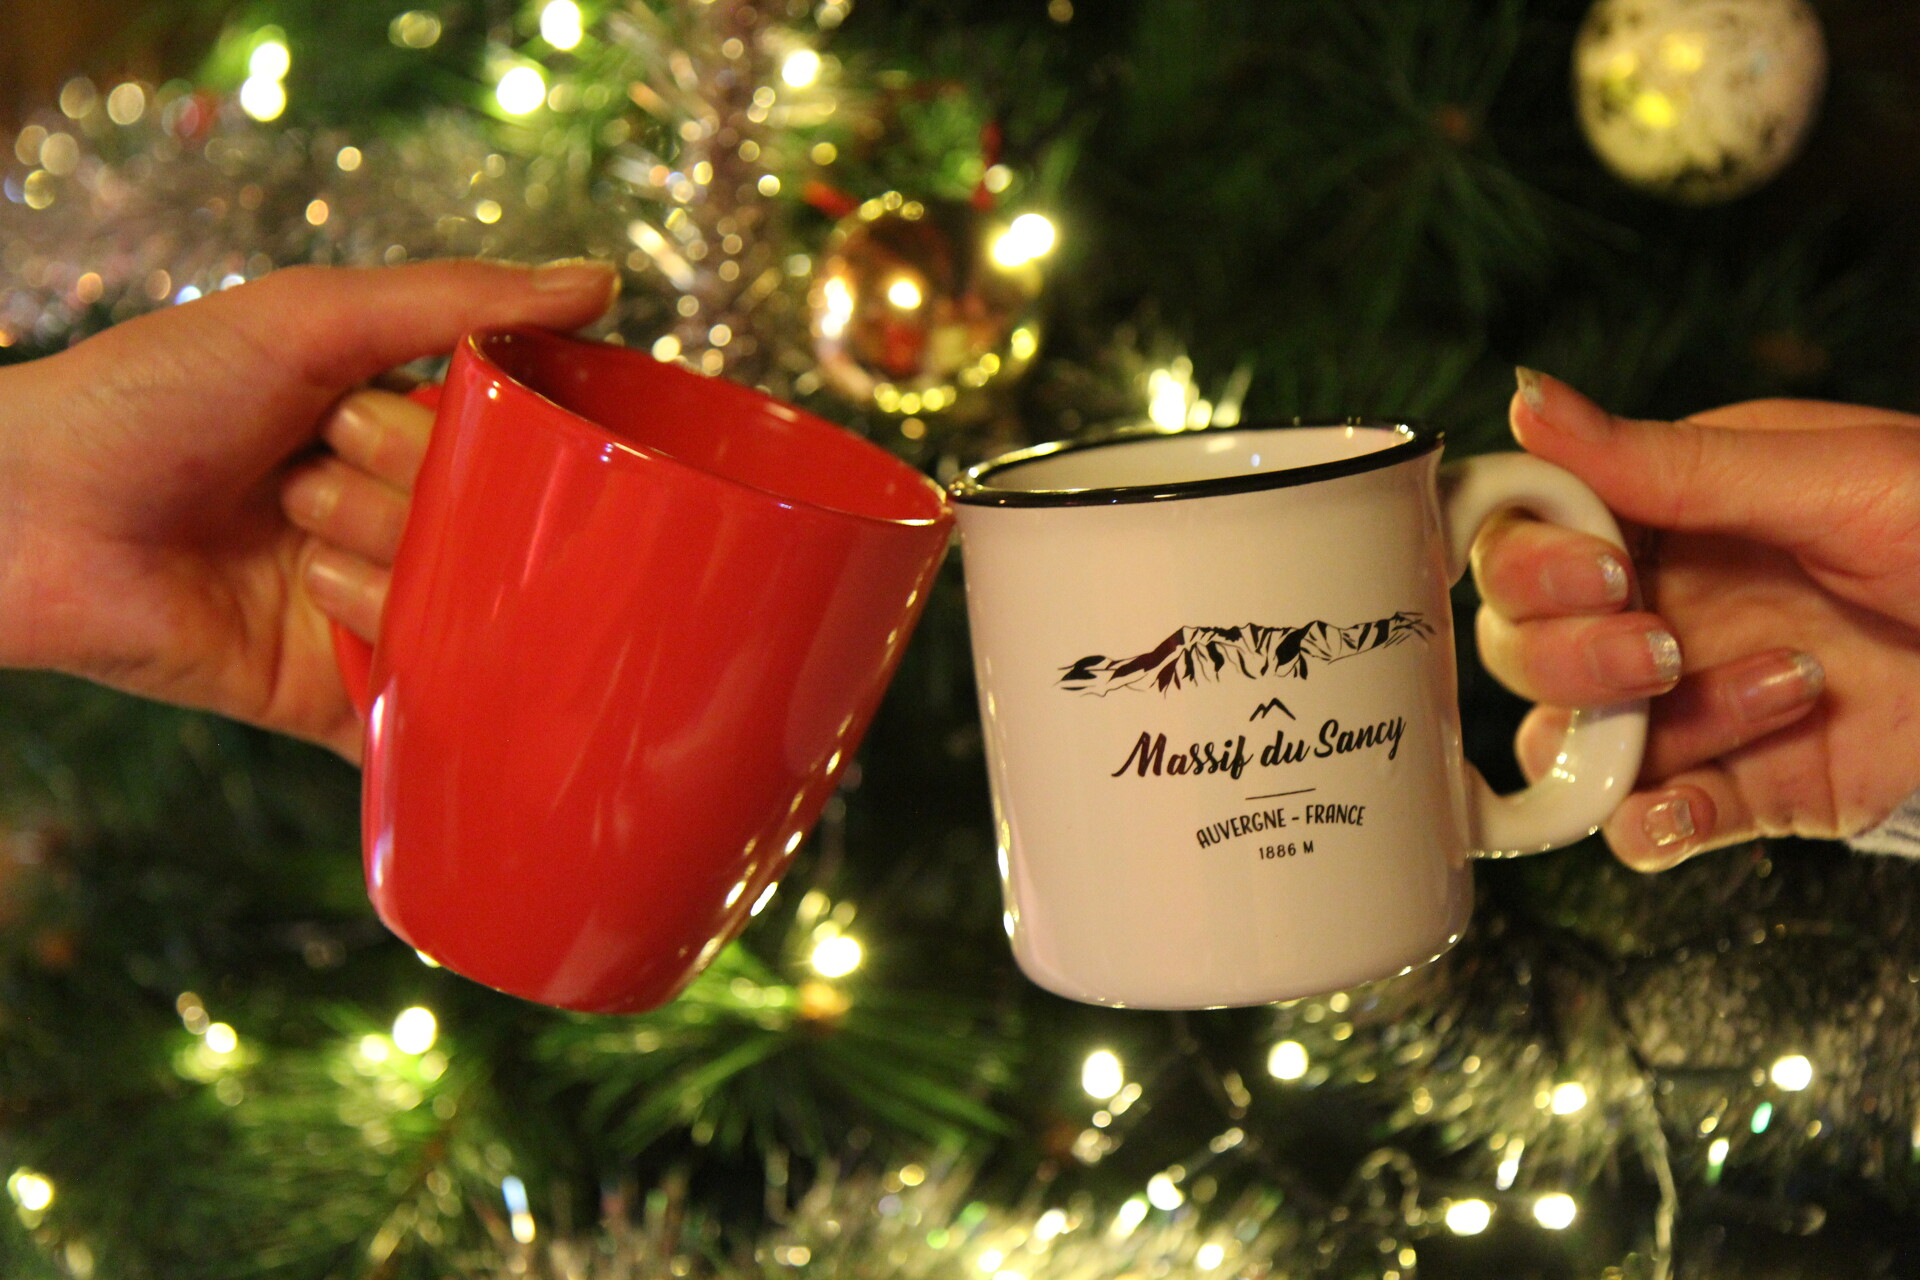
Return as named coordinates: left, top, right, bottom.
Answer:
left=1573, top=0, right=1826, bottom=204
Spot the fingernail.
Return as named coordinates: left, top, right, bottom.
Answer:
left=327, top=394, right=388, bottom=456
left=305, top=550, right=377, bottom=613
left=282, top=468, right=341, bottom=526
left=1735, top=650, right=1825, bottom=723
left=1635, top=792, right=1698, bottom=870
left=1589, top=625, right=1682, bottom=692
left=1515, top=366, right=1546, bottom=412
left=532, top=257, right=620, bottom=299
left=1544, top=549, right=1630, bottom=609
left=1512, top=367, right=1614, bottom=442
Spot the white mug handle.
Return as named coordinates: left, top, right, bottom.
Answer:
left=1441, top=453, right=1649, bottom=856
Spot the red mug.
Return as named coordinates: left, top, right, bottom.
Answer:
left=333, top=329, right=952, bottom=1012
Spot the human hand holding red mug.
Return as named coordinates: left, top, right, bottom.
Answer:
left=0, top=259, right=619, bottom=761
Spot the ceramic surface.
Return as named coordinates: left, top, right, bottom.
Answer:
left=951, top=425, right=1644, bottom=1008
left=339, top=329, right=952, bottom=1012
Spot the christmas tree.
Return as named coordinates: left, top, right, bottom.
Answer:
left=3, top=0, right=1919, bottom=1275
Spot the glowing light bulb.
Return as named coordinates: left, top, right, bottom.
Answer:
left=1267, top=1040, right=1309, bottom=1081
left=540, top=1, right=584, bottom=50
left=248, top=39, right=290, bottom=82
left=238, top=77, right=286, bottom=121
left=1081, top=1049, right=1124, bottom=1100
left=1444, top=1199, right=1492, bottom=1235
left=496, top=66, right=548, bottom=116
left=1549, top=1082, right=1589, bottom=1114
left=811, top=933, right=862, bottom=978
left=1533, top=1192, right=1577, bottom=1230
left=782, top=49, right=822, bottom=88
left=1770, top=1054, right=1814, bottom=1092
left=990, top=213, right=1057, bottom=268
left=390, top=10, right=443, bottom=48
left=887, top=275, right=924, bottom=309
left=8, top=1170, right=53, bottom=1212
left=106, top=82, right=146, bottom=126
left=502, top=1174, right=536, bottom=1244
left=393, top=1006, right=438, bottom=1054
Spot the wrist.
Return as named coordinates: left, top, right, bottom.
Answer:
left=0, top=359, right=65, bottom=671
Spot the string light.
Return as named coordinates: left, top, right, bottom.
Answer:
left=1533, top=1192, right=1578, bottom=1230
left=106, top=82, right=146, bottom=126
left=1495, top=1136, right=1524, bottom=1190
left=540, top=1, right=585, bottom=51
left=496, top=66, right=548, bottom=116
left=239, top=31, right=290, bottom=122
left=1145, top=1172, right=1184, bottom=1211
left=782, top=49, right=822, bottom=88
left=1443, top=1199, right=1492, bottom=1235
left=204, top=1022, right=239, bottom=1056
left=7, top=1169, right=53, bottom=1215
left=1549, top=1082, right=1589, bottom=1114
left=1266, top=1040, right=1309, bottom=1081
left=1705, top=1135, right=1732, bottom=1187
left=1108, top=1197, right=1149, bottom=1239
left=389, top=10, right=442, bottom=48
left=1081, top=1049, right=1124, bottom=1101
left=990, top=213, right=1057, bottom=268
left=1751, top=1101, right=1775, bottom=1133
left=811, top=933, right=862, bottom=978
left=501, top=1174, right=536, bottom=1244
left=1148, top=360, right=1194, bottom=429
left=1770, top=1053, right=1814, bottom=1092
left=248, top=39, right=290, bottom=81
left=238, top=77, right=286, bottom=122
left=886, top=275, right=924, bottom=309
left=1195, top=1242, right=1226, bottom=1270
left=393, top=1006, right=438, bottom=1055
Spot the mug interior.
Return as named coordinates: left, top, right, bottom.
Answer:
left=979, top=424, right=1416, bottom=495
left=476, top=329, right=947, bottom=525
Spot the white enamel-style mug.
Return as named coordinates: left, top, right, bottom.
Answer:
left=949, top=421, right=1647, bottom=1009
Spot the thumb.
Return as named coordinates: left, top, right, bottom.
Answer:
left=208, top=258, right=621, bottom=389
left=1509, top=367, right=1920, bottom=562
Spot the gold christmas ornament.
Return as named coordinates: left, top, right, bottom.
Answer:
left=809, top=193, right=1048, bottom=414
left=1573, top=0, right=1826, bottom=204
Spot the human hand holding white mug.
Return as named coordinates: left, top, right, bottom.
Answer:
left=1471, top=369, right=1920, bottom=870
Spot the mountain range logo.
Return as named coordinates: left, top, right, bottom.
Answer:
left=1058, top=613, right=1433, bottom=697
left=1247, top=697, right=1297, bottom=722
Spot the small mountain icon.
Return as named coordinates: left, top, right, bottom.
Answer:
left=1058, top=613, right=1433, bottom=696
left=1248, top=698, right=1296, bottom=721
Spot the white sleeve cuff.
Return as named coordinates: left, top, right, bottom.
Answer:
left=1847, top=789, right=1920, bottom=857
